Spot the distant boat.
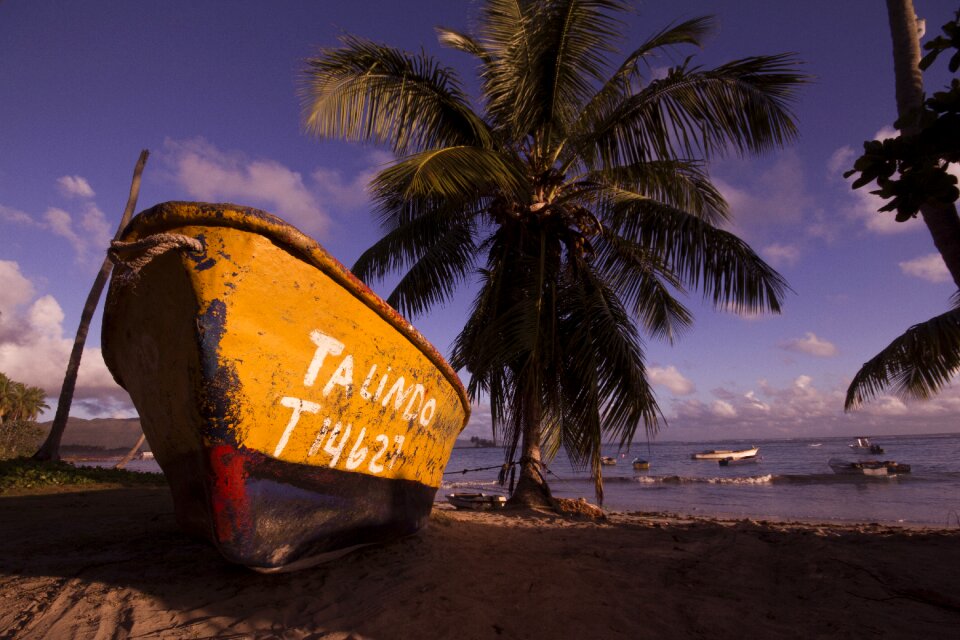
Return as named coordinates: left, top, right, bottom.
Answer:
left=632, top=458, right=650, bottom=470
left=601, top=456, right=617, bottom=466
left=719, top=454, right=760, bottom=466
left=809, top=443, right=822, bottom=447
left=692, top=446, right=758, bottom=461
left=102, top=202, right=470, bottom=571
left=447, top=493, right=507, bottom=510
left=828, top=458, right=911, bottom=476
left=138, top=451, right=155, bottom=460
left=849, top=437, right=884, bottom=454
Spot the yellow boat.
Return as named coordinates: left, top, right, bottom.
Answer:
left=102, top=201, right=470, bottom=571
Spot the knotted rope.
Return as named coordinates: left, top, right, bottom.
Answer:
left=108, top=233, right=204, bottom=286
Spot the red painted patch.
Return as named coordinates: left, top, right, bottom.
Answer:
left=208, top=444, right=252, bottom=544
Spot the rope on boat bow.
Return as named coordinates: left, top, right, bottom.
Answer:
left=108, top=233, right=204, bottom=285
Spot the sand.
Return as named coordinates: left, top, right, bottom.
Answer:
left=1, top=485, right=958, bottom=639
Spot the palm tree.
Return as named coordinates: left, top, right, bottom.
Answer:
left=0, top=374, right=49, bottom=423
left=0, top=373, right=12, bottom=424
left=885, top=0, right=960, bottom=288
left=845, top=2, right=960, bottom=408
left=33, top=150, right=148, bottom=461
left=302, top=0, right=804, bottom=505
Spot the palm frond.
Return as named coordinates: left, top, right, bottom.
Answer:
left=372, top=147, right=527, bottom=211
left=604, top=188, right=790, bottom=314
left=576, top=159, right=728, bottom=222
left=845, top=305, right=960, bottom=409
left=570, top=14, right=716, bottom=145
left=436, top=27, right=493, bottom=64
left=585, top=53, right=807, bottom=167
left=594, top=231, right=693, bottom=342
left=301, top=36, right=491, bottom=154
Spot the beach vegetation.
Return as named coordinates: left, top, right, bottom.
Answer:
left=301, top=0, right=805, bottom=505
left=0, top=373, right=49, bottom=460
left=0, top=457, right=164, bottom=493
left=845, top=3, right=960, bottom=409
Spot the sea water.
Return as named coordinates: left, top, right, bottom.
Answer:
left=83, top=433, right=960, bottom=528
left=441, top=433, right=960, bottom=528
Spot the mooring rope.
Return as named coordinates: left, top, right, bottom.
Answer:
left=108, top=233, right=204, bottom=285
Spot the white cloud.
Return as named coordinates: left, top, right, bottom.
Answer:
left=42, top=204, right=111, bottom=263
left=711, top=400, right=736, bottom=418
left=0, top=204, right=37, bottom=225
left=56, top=175, right=95, bottom=199
left=899, top=253, right=950, bottom=283
left=780, top=332, right=838, bottom=358
left=0, top=261, right=132, bottom=418
left=649, top=365, right=695, bottom=395
left=761, top=243, right=801, bottom=267
left=666, top=372, right=960, bottom=440
left=163, top=138, right=332, bottom=236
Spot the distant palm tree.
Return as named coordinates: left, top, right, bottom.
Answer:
left=0, top=373, right=13, bottom=424
left=0, top=373, right=49, bottom=422
left=302, top=0, right=804, bottom=505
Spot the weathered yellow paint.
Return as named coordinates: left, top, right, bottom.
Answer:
left=118, top=203, right=469, bottom=489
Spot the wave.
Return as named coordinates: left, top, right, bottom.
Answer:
left=628, top=474, right=775, bottom=485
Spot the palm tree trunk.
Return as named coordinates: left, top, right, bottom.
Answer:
left=886, top=0, right=960, bottom=289
left=508, top=392, right=552, bottom=507
left=33, top=150, right=150, bottom=461
left=113, top=433, right=146, bottom=469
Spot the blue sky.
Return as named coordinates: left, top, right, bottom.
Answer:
left=2, top=0, right=959, bottom=443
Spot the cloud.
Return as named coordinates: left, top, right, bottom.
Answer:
left=711, top=400, right=736, bottom=418
left=761, top=243, right=800, bottom=267
left=780, top=332, right=838, bottom=358
left=714, top=150, right=813, bottom=238
left=649, top=365, right=695, bottom=395
left=0, top=204, right=37, bottom=226
left=310, top=150, right=389, bottom=212
left=56, top=175, right=95, bottom=199
left=665, top=373, right=960, bottom=440
left=0, top=261, right=133, bottom=419
left=42, top=204, right=112, bottom=263
left=899, top=253, right=951, bottom=283
left=163, top=138, right=332, bottom=236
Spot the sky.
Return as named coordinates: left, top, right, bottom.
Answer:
left=2, top=0, right=959, bottom=444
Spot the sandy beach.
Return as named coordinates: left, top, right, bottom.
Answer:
left=1, top=485, right=958, bottom=639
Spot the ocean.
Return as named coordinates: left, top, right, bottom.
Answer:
left=91, top=433, right=960, bottom=528
left=442, top=433, right=960, bottom=528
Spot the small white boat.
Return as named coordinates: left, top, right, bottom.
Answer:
left=828, top=459, right=911, bottom=476
left=139, top=451, right=155, bottom=460
left=601, top=456, right=617, bottom=466
left=692, top=446, right=758, bottom=461
left=849, top=437, right=884, bottom=454
left=446, top=493, right=507, bottom=510
left=719, top=454, right=760, bottom=466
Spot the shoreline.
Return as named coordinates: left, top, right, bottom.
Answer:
left=2, top=485, right=959, bottom=638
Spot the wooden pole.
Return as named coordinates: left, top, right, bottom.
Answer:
left=33, top=150, right=150, bottom=461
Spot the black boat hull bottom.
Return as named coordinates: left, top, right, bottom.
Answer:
left=161, top=444, right=437, bottom=571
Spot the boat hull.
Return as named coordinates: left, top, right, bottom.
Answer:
left=102, top=202, right=469, bottom=570
left=692, top=447, right=759, bottom=460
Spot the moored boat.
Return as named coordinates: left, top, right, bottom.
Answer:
left=447, top=493, right=507, bottom=510
left=632, top=458, right=650, bottom=471
left=601, top=456, right=617, bottom=466
left=102, top=202, right=470, bottom=571
left=849, top=437, right=884, bottom=454
left=692, top=446, right=758, bottom=461
left=828, top=459, right=911, bottom=476
left=719, top=454, right=760, bottom=466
